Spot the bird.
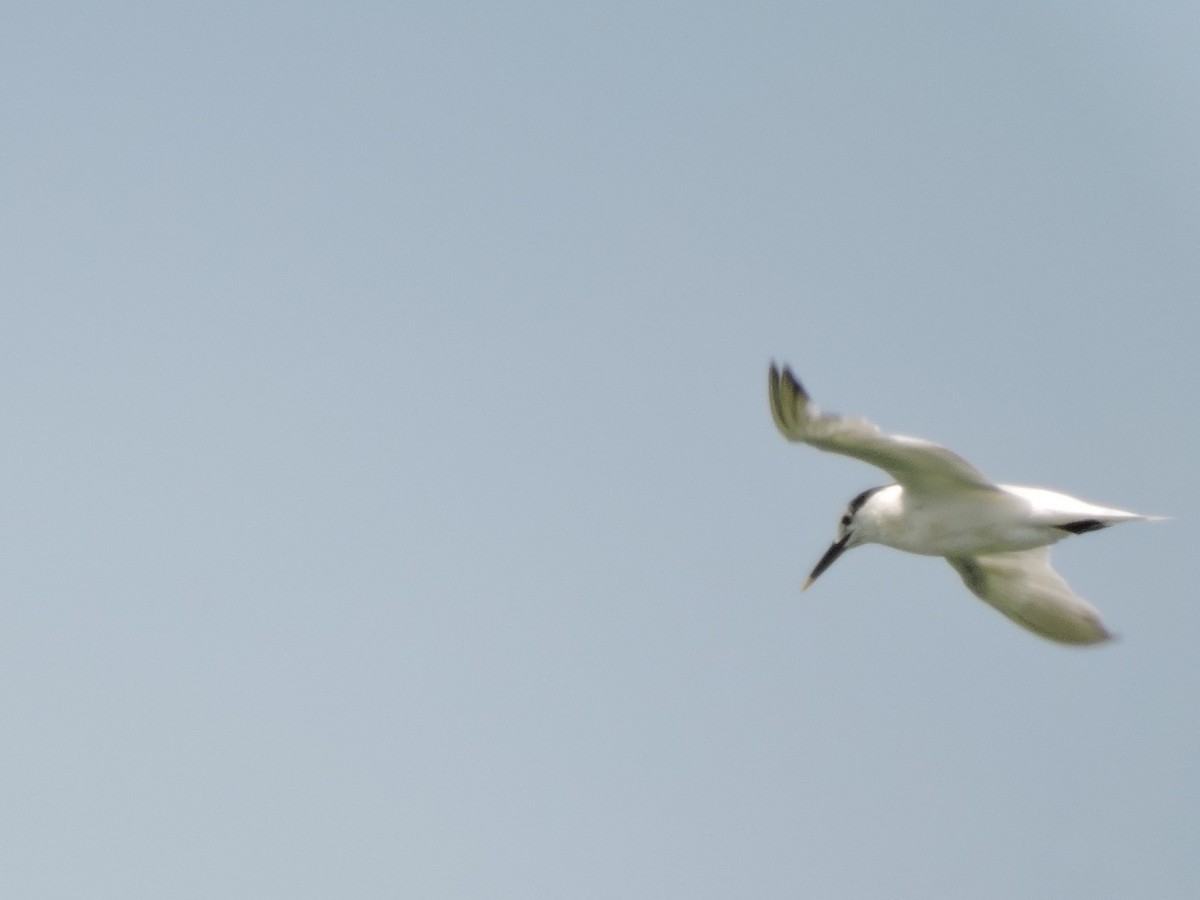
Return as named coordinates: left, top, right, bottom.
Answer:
left=768, top=363, right=1159, bottom=645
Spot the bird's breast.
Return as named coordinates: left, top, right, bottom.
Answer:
left=870, top=491, right=1059, bottom=557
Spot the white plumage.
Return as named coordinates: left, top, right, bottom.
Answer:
left=769, top=364, right=1157, bottom=645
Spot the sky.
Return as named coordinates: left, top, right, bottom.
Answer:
left=1, top=2, right=1198, bottom=897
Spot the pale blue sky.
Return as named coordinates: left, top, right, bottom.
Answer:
left=1, top=2, right=1198, bottom=897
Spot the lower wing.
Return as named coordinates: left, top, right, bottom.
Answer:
left=946, top=548, right=1113, bottom=645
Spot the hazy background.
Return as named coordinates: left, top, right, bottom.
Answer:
left=1, top=2, right=1197, bottom=897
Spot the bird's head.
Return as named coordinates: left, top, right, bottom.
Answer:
left=802, top=486, right=884, bottom=591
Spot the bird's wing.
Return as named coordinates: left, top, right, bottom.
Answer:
left=769, top=364, right=996, bottom=494
left=946, top=548, right=1112, bottom=645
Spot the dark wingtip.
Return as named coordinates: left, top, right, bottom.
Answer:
left=778, top=364, right=809, bottom=402
left=1056, top=519, right=1109, bottom=535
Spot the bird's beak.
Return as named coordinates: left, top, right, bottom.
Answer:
left=802, top=534, right=851, bottom=591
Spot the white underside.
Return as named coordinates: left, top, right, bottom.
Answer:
left=862, top=483, right=1148, bottom=557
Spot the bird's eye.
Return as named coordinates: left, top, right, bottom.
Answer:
left=840, top=515, right=851, bottom=526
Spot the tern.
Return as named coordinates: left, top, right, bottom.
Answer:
left=769, top=364, right=1157, bottom=645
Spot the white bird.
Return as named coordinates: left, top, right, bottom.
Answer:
left=769, top=363, right=1158, bottom=645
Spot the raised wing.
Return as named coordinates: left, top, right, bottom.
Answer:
left=769, top=364, right=996, bottom=494
left=946, top=548, right=1112, bottom=645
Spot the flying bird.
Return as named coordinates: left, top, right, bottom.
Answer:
left=768, top=363, right=1157, bottom=645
